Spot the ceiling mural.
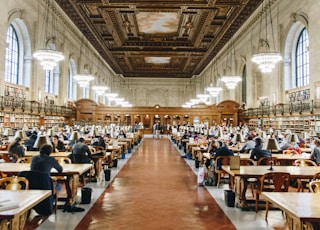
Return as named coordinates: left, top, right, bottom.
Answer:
left=55, top=0, right=263, bottom=78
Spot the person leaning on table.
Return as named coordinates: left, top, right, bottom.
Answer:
left=249, top=137, right=271, bottom=165
left=69, top=137, right=92, bottom=163
left=30, top=144, right=63, bottom=175
left=310, top=138, right=320, bottom=164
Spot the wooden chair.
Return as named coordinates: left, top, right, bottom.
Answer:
left=93, top=146, right=105, bottom=152
left=309, top=181, right=320, bottom=193
left=257, top=156, right=278, bottom=166
left=16, top=156, right=32, bottom=163
left=294, top=159, right=317, bottom=192
left=55, top=157, right=72, bottom=164
left=313, top=172, right=320, bottom=180
left=0, top=176, right=29, bottom=190
left=255, top=172, right=290, bottom=219
left=214, top=156, right=231, bottom=188
left=240, top=159, right=256, bottom=197
left=0, top=171, right=7, bottom=179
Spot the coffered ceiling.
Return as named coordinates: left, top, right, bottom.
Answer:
left=55, top=0, right=263, bottom=78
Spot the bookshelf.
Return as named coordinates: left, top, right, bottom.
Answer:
left=0, top=113, right=40, bottom=129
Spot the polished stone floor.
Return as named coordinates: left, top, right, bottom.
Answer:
left=35, top=136, right=287, bottom=230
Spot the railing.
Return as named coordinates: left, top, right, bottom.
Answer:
left=0, top=96, right=73, bottom=116
left=242, top=99, right=320, bottom=117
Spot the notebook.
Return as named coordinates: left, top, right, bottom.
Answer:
left=229, top=156, right=240, bottom=170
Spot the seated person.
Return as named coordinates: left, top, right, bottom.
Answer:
left=239, top=136, right=255, bottom=153
left=92, top=136, right=106, bottom=149
left=213, top=141, right=234, bottom=170
left=250, top=137, right=271, bottom=164
left=69, top=137, right=92, bottom=163
left=30, top=144, right=63, bottom=175
left=310, top=138, right=320, bottom=164
left=8, top=137, right=25, bottom=158
left=52, top=135, right=66, bottom=152
left=24, top=133, right=38, bottom=151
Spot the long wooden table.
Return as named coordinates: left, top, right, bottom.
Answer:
left=222, top=165, right=320, bottom=209
left=0, top=190, right=51, bottom=230
left=0, top=163, right=92, bottom=205
left=263, top=192, right=320, bottom=230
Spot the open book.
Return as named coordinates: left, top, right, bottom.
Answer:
left=0, top=200, right=19, bottom=211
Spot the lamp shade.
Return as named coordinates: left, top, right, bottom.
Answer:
left=259, top=131, right=267, bottom=138
left=33, top=135, right=52, bottom=148
left=46, top=129, right=54, bottom=137
left=274, top=130, right=282, bottom=137
left=265, top=138, right=280, bottom=151
left=309, top=129, right=317, bottom=137
left=3, top=128, right=13, bottom=136
left=14, top=130, right=28, bottom=140
left=235, top=133, right=245, bottom=143
left=89, top=128, right=97, bottom=137
left=69, top=131, right=80, bottom=142
left=287, top=133, right=300, bottom=143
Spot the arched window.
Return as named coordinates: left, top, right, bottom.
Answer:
left=68, top=60, right=77, bottom=100
left=295, top=28, right=309, bottom=87
left=44, top=70, right=53, bottom=94
left=5, top=25, right=19, bottom=84
left=241, top=65, right=247, bottom=104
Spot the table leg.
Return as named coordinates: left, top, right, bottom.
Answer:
left=64, top=174, right=78, bottom=205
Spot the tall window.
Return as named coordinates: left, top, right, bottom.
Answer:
left=295, top=28, right=309, bottom=87
left=5, top=25, right=19, bottom=84
left=44, top=70, right=53, bottom=93
left=68, top=65, right=77, bottom=100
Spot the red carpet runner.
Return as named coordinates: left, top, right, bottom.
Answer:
left=76, top=138, right=236, bottom=230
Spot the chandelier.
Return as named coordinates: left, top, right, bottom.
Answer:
left=73, top=74, right=94, bottom=87
left=33, top=49, right=64, bottom=70
left=33, top=0, right=64, bottom=71
left=92, top=86, right=109, bottom=95
left=206, top=85, right=223, bottom=97
left=251, top=0, right=282, bottom=73
left=221, top=76, right=242, bottom=89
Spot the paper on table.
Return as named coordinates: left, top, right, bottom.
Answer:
left=0, top=200, right=19, bottom=211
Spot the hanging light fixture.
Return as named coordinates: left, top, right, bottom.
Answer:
left=251, top=0, right=282, bottom=73
left=33, top=0, right=64, bottom=70
left=221, top=76, right=242, bottom=89
left=73, top=71, right=94, bottom=88
left=92, top=86, right=109, bottom=95
left=207, top=85, right=223, bottom=97
left=221, top=40, right=242, bottom=89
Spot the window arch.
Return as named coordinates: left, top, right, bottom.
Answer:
left=283, top=15, right=309, bottom=91
left=4, top=19, right=32, bottom=87
left=295, top=28, right=309, bottom=87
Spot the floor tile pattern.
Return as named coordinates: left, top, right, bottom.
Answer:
left=76, top=138, right=236, bottom=230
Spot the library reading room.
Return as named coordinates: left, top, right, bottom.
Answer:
left=1, top=0, right=320, bottom=229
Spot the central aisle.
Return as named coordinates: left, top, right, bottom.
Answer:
left=76, top=138, right=236, bottom=229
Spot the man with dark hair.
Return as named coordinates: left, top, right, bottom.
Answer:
left=52, top=135, right=66, bottom=152
left=250, top=137, right=271, bottom=164
left=69, top=137, right=92, bottom=163
left=30, top=144, right=63, bottom=175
